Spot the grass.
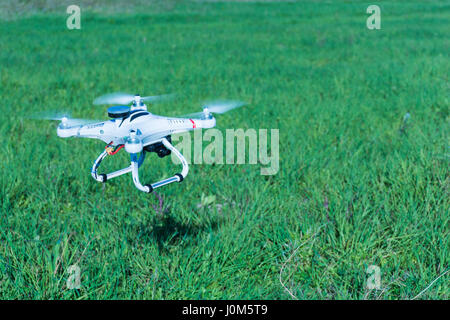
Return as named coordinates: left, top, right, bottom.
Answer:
left=0, top=1, right=448, bottom=299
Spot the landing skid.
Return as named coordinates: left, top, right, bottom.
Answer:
left=91, top=138, right=188, bottom=193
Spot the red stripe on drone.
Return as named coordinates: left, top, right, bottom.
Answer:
left=189, top=119, right=196, bottom=129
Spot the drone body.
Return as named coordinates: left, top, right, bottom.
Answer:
left=47, top=93, right=244, bottom=193
left=57, top=103, right=216, bottom=147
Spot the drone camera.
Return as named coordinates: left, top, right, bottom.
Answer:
left=144, top=136, right=172, bottom=158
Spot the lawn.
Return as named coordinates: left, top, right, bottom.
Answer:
left=0, top=0, right=448, bottom=299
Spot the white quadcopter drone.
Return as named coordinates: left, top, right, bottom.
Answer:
left=39, top=93, right=245, bottom=193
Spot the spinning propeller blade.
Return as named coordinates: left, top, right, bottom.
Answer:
left=93, top=92, right=175, bottom=105
left=181, top=100, right=246, bottom=119
left=32, top=112, right=101, bottom=127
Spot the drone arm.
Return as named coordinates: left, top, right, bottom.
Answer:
left=130, top=137, right=189, bottom=193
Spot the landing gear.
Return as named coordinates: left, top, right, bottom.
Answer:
left=91, top=137, right=188, bottom=193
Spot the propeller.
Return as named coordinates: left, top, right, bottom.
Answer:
left=31, top=112, right=101, bottom=127
left=93, top=92, right=175, bottom=105
left=181, top=100, right=246, bottom=119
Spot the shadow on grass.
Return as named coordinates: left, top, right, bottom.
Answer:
left=127, top=210, right=219, bottom=253
left=156, top=214, right=218, bottom=251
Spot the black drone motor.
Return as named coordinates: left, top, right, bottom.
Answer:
left=144, top=135, right=172, bottom=158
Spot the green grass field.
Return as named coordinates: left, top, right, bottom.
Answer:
left=0, top=1, right=448, bottom=299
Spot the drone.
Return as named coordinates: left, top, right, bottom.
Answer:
left=39, top=93, right=245, bottom=193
